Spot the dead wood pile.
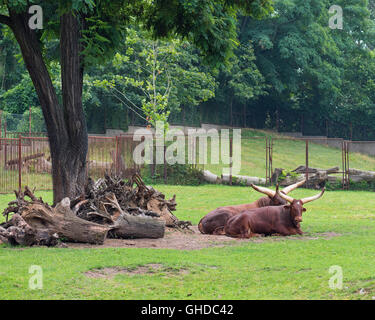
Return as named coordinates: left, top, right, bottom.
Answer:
left=270, top=165, right=375, bottom=189
left=0, top=174, right=191, bottom=247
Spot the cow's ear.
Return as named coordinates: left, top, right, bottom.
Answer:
left=283, top=205, right=290, bottom=209
left=303, top=208, right=307, bottom=212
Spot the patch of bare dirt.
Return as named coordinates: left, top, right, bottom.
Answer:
left=84, top=263, right=189, bottom=279
left=65, top=226, right=341, bottom=250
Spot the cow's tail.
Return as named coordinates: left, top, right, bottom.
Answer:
left=198, top=220, right=205, bottom=234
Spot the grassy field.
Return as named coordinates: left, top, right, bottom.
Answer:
left=204, top=129, right=375, bottom=178
left=1, top=184, right=375, bottom=300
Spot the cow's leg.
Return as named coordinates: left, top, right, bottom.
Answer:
left=296, top=229, right=303, bottom=235
left=272, top=227, right=293, bottom=236
left=242, top=222, right=263, bottom=238
left=249, top=232, right=263, bottom=237
left=274, top=228, right=303, bottom=236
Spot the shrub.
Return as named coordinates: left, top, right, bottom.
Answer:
left=141, top=164, right=203, bottom=185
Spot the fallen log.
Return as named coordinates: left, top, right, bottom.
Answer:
left=22, top=198, right=110, bottom=244
left=222, top=174, right=266, bottom=186
left=7, top=153, right=45, bottom=166
left=292, top=165, right=340, bottom=175
left=1, top=173, right=187, bottom=247
left=1, top=189, right=110, bottom=245
left=202, top=170, right=266, bottom=186
left=202, top=170, right=220, bottom=183
left=347, top=169, right=375, bottom=182
left=100, top=192, right=165, bottom=238
left=275, top=166, right=342, bottom=189
left=111, top=213, right=165, bottom=239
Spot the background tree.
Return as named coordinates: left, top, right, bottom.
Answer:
left=94, top=28, right=216, bottom=127
left=0, top=0, right=272, bottom=203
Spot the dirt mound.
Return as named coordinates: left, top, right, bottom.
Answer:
left=84, top=263, right=189, bottom=279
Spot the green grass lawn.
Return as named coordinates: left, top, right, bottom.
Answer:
left=1, top=184, right=375, bottom=300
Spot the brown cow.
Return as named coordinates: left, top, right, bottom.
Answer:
left=198, top=179, right=306, bottom=235
left=224, top=186, right=325, bottom=238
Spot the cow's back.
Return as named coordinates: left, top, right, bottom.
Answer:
left=198, top=209, right=235, bottom=234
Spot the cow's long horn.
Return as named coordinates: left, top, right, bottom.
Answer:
left=301, top=188, right=325, bottom=205
left=281, top=179, right=306, bottom=195
left=250, top=184, right=276, bottom=198
left=276, top=186, right=295, bottom=204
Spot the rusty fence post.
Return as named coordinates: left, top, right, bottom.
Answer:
left=229, top=137, right=233, bottom=186
left=18, top=135, right=22, bottom=191
left=4, top=121, right=6, bottom=169
left=269, top=138, right=273, bottom=185
left=341, top=141, right=350, bottom=190
left=342, top=140, right=345, bottom=190
left=164, top=145, right=167, bottom=184
left=265, top=137, right=268, bottom=185
left=305, top=140, right=309, bottom=188
left=265, top=137, right=273, bottom=186
left=345, top=141, right=350, bottom=190
left=115, top=135, right=120, bottom=176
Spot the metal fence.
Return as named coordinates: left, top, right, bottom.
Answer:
left=0, top=133, right=371, bottom=193
left=0, top=135, right=140, bottom=193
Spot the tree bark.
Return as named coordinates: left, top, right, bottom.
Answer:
left=56, top=12, right=88, bottom=203
left=0, top=214, right=59, bottom=246
left=111, top=214, right=165, bottom=239
left=21, top=198, right=109, bottom=244
left=7, top=10, right=88, bottom=203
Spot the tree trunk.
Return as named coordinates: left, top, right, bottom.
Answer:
left=55, top=12, right=88, bottom=203
left=8, top=10, right=88, bottom=204
left=111, top=214, right=165, bottom=239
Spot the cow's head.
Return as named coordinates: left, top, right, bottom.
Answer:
left=250, top=179, right=306, bottom=206
left=276, top=186, right=325, bottom=226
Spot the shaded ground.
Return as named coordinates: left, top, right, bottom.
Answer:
left=65, top=226, right=341, bottom=250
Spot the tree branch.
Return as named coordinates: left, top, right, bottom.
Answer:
left=0, top=14, right=11, bottom=27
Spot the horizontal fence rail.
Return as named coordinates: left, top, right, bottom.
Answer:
left=0, top=133, right=371, bottom=193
